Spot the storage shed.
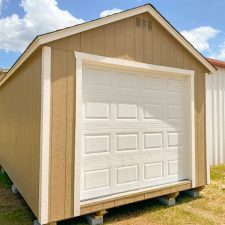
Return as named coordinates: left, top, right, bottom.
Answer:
left=206, top=58, right=225, bottom=166
left=0, top=4, right=216, bottom=225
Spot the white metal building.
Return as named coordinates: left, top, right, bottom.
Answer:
left=206, top=58, right=225, bottom=166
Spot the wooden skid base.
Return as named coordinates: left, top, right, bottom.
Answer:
left=11, top=184, right=19, bottom=194
left=85, top=210, right=107, bottom=225
left=183, top=187, right=204, bottom=198
left=34, top=220, right=40, bottom=225
left=85, top=215, right=103, bottom=225
left=80, top=181, right=191, bottom=215
left=157, top=192, right=179, bottom=206
left=157, top=197, right=175, bottom=206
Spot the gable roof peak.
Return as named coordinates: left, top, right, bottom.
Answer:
left=0, top=4, right=215, bottom=86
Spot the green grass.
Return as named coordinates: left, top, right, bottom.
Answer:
left=0, top=169, right=12, bottom=188
left=2, top=166, right=225, bottom=225
left=210, top=164, right=225, bottom=181
left=0, top=167, right=34, bottom=225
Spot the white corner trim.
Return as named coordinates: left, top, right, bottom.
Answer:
left=74, top=51, right=196, bottom=207
left=74, top=57, right=82, bottom=216
left=39, top=46, right=51, bottom=224
left=205, top=73, right=211, bottom=185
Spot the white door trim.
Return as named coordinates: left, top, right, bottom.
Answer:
left=74, top=57, right=83, bottom=216
left=39, top=46, right=51, bottom=224
left=74, top=51, right=196, bottom=216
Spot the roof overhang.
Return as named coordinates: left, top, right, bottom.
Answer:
left=0, top=4, right=216, bottom=86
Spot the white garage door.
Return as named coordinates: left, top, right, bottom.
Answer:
left=80, top=65, right=189, bottom=201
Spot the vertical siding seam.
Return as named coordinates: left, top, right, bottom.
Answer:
left=124, top=20, right=127, bottom=60
left=114, top=23, right=116, bottom=58
left=91, top=30, right=94, bottom=54
left=64, top=40, right=69, bottom=218
left=142, top=21, right=145, bottom=63
left=134, top=16, right=137, bottom=61
left=151, top=17, right=153, bottom=64
left=103, top=26, right=106, bottom=56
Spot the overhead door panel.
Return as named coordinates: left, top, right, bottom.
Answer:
left=80, top=65, right=188, bottom=201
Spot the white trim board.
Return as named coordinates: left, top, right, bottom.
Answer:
left=74, top=51, right=196, bottom=216
left=39, top=46, right=51, bottom=224
left=74, top=57, right=82, bottom=216
left=0, top=4, right=215, bottom=87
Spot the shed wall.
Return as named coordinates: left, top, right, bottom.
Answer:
left=46, top=12, right=209, bottom=222
left=206, top=67, right=225, bottom=165
left=0, top=50, right=42, bottom=217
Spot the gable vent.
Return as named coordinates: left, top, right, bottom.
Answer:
left=142, top=19, right=147, bottom=29
left=148, top=21, right=153, bottom=31
left=136, top=17, right=141, bottom=28
left=136, top=17, right=152, bottom=31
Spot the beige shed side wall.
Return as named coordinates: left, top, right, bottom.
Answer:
left=0, top=50, right=42, bottom=217
left=46, top=12, right=208, bottom=222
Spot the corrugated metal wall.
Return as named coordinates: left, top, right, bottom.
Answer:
left=206, top=67, right=225, bottom=166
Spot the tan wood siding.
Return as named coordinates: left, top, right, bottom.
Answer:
left=125, top=17, right=135, bottom=61
left=105, top=24, right=116, bottom=58
left=50, top=48, right=68, bottom=220
left=47, top=12, right=209, bottom=222
left=0, top=50, right=42, bottom=217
